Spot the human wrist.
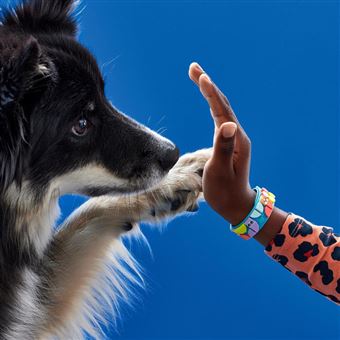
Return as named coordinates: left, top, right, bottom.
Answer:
left=226, top=188, right=257, bottom=226
left=254, top=207, right=289, bottom=247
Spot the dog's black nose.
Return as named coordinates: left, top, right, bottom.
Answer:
left=158, top=145, right=180, bottom=171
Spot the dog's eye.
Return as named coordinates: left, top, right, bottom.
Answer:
left=72, top=118, right=91, bottom=137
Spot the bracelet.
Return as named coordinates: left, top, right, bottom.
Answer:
left=230, top=187, right=276, bottom=240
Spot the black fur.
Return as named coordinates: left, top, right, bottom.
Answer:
left=2, top=0, right=78, bottom=36
left=0, top=36, right=39, bottom=192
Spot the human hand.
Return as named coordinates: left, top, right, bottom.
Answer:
left=188, top=62, right=256, bottom=226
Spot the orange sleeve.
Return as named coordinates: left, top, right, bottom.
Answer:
left=265, top=214, right=340, bottom=305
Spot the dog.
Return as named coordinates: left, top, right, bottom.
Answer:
left=0, top=0, right=211, bottom=338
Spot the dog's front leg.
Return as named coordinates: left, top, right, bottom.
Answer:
left=39, top=148, right=212, bottom=338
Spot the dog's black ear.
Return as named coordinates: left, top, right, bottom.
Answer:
left=2, top=0, right=78, bottom=37
left=0, top=37, right=43, bottom=112
left=0, top=37, right=54, bottom=192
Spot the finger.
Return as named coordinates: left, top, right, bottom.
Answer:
left=188, top=62, right=204, bottom=85
left=189, top=62, right=231, bottom=107
left=199, top=73, right=238, bottom=128
left=189, top=62, right=250, bottom=166
left=211, top=122, right=237, bottom=175
left=199, top=73, right=251, bottom=159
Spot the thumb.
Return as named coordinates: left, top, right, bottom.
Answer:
left=212, top=122, right=237, bottom=174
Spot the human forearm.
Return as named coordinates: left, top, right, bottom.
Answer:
left=264, top=214, right=340, bottom=305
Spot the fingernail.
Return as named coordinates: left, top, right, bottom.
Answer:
left=222, top=123, right=237, bottom=138
left=193, top=62, right=204, bottom=72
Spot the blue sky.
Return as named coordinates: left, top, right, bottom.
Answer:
left=3, top=0, right=340, bottom=339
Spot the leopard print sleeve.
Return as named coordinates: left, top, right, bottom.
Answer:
left=265, top=214, right=340, bottom=305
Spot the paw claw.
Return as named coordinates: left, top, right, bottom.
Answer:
left=196, top=169, right=204, bottom=177
left=170, top=189, right=192, bottom=212
left=187, top=203, right=199, bottom=212
left=171, top=198, right=182, bottom=211
left=122, top=222, right=134, bottom=231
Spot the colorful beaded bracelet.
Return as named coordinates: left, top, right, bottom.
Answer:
left=230, top=187, right=276, bottom=240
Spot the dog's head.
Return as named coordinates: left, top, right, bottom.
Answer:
left=0, top=0, right=179, bottom=198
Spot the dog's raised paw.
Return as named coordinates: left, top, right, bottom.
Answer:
left=143, top=148, right=212, bottom=222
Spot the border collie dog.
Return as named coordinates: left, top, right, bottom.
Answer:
left=0, top=0, right=211, bottom=338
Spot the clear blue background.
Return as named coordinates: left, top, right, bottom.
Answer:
left=5, top=0, right=340, bottom=339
